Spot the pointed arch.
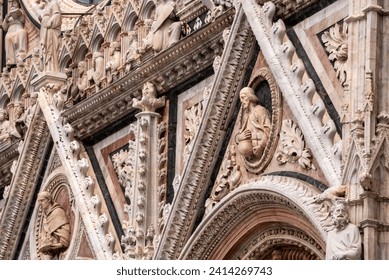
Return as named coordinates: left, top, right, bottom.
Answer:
left=89, top=27, right=105, bottom=52
left=123, top=10, right=139, bottom=33
left=140, top=0, right=156, bottom=20
left=0, top=93, right=10, bottom=109
left=105, top=15, right=122, bottom=42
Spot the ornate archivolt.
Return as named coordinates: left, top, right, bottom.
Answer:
left=181, top=176, right=328, bottom=260
left=236, top=225, right=323, bottom=260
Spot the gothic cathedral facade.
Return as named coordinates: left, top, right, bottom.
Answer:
left=0, top=0, right=388, bottom=260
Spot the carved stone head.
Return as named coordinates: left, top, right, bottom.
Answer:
left=142, top=81, right=157, bottom=98
left=37, top=191, right=53, bottom=211
left=239, top=87, right=258, bottom=109
left=0, top=108, right=8, bottom=121
left=331, top=199, right=350, bottom=230
left=78, top=61, right=86, bottom=75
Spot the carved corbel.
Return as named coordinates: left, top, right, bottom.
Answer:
left=84, top=176, right=95, bottom=195
left=78, top=158, right=89, bottom=176
left=313, top=184, right=347, bottom=204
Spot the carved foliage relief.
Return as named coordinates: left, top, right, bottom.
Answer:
left=276, top=119, right=316, bottom=170
left=321, top=22, right=348, bottom=86
left=177, top=77, right=213, bottom=175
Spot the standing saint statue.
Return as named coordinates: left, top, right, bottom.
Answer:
left=38, top=191, right=71, bottom=260
left=2, top=2, right=28, bottom=67
left=38, top=0, right=62, bottom=72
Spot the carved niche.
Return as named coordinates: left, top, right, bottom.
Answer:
left=33, top=175, right=75, bottom=260
left=235, top=67, right=282, bottom=174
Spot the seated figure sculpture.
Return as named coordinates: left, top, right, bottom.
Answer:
left=10, top=101, right=26, bottom=140
left=105, top=41, right=121, bottom=84
left=87, top=52, right=104, bottom=91
left=235, top=87, right=271, bottom=159
left=125, top=32, right=141, bottom=71
left=151, top=0, right=182, bottom=53
left=0, top=108, right=11, bottom=142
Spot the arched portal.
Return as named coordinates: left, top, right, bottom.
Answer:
left=181, top=176, right=331, bottom=260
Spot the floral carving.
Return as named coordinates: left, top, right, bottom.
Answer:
left=205, top=145, right=241, bottom=215
left=321, top=23, right=348, bottom=86
left=184, top=101, right=203, bottom=163
left=276, top=119, right=316, bottom=170
left=112, top=149, right=134, bottom=195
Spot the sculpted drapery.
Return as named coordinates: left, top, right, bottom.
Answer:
left=151, top=0, right=182, bottom=52
left=38, top=191, right=71, bottom=260
left=2, top=7, right=28, bottom=66
left=39, top=0, right=62, bottom=72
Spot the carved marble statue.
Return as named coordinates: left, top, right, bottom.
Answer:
left=141, top=19, right=154, bottom=52
left=133, top=82, right=165, bottom=112
left=0, top=108, right=11, bottom=142
left=125, top=32, right=141, bottom=71
left=10, top=101, right=26, bottom=140
left=69, top=61, right=88, bottom=103
left=326, top=199, right=362, bottom=260
left=2, top=3, right=28, bottom=67
left=235, top=87, right=271, bottom=159
left=37, top=191, right=71, bottom=260
left=87, top=52, right=104, bottom=91
left=121, top=226, right=136, bottom=259
left=151, top=0, right=182, bottom=53
left=39, top=0, right=62, bottom=72
left=106, top=41, right=121, bottom=84
left=24, top=92, right=38, bottom=127
left=313, top=184, right=347, bottom=204
left=144, top=225, right=155, bottom=260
